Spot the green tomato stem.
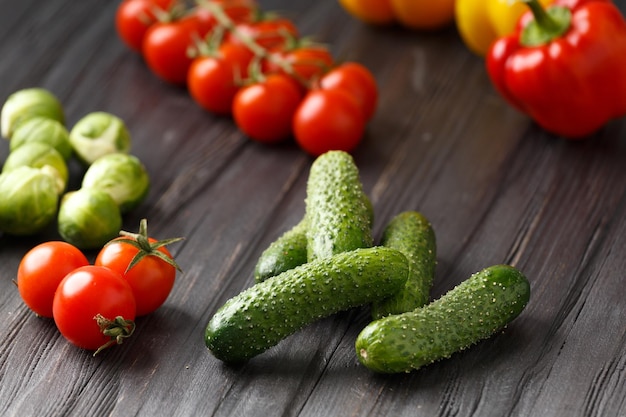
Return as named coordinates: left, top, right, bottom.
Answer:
left=93, top=315, right=136, bottom=356
left=114, top=218, right=184, bottom=273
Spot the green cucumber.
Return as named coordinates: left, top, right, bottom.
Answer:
left=254, top=219, right=308, bottom=283
left=356, top=264, right=530, bottom=373
left=254, top=196, right=375, bottom=283
left=206, top=247, right=409, bottom=363
left=371, top=211, right=436, bottom=319
left=305, top=151, right=373, bottom=262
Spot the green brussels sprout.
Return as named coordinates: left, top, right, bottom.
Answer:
left=69, top=111, right=131, bottom=165
left=82, top=153, right=150, bottom=213
left=1, top=88, right=65, bottom=139
left=2, top=142, right=69, bottom=194
left=10, top=116, right=72, bottom=160
left=57, top=188, right=122, bottom=250
left=0, top=166, right=59, bottom=235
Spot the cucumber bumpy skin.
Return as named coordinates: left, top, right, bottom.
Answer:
left=254, top=219, right=308, bottom=283
left=253, top=196, right=375, bottom=283
left=371, top=211, right=436, bottom=319
left=206, top=247, right=409, bottom=363
left=305, top=151, right=373, bottom=262
left=356, top=264, right=530, bottom=374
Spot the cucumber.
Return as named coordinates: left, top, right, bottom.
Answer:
left=356, top=264, right=530, bottom=373
left=305, top=151, right=373, bottom=262
left=371, top=211, right=436, bottom=319
left=254, top=195, right=375, bottom=283
left=254, top=219, right=308, bottom=283
left=206, top=247, right=409, bottom=363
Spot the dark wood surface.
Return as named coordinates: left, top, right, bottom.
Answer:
left=1, top=1, right=626, bottom=416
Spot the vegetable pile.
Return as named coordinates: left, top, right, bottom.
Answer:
left=204, top=150, right=531, bottom=373
left=0, top=88, right=150, bottom=248
left=115, top=0, right=379, bottom=155
left=16, top=219, right=182, bottom=355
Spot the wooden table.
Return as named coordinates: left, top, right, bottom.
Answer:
left=1, top=1, right=625, bottom=416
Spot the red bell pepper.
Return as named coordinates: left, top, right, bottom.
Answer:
left=486, top=0, right=626, bottom=138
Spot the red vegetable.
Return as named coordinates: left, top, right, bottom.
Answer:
left=53, top=266, right=136, bottom=355
left=95, top=219, right=183, bottom=316
left=486, top=0, right=626, bottom=138
left=17, top=241, right=89, bottom=318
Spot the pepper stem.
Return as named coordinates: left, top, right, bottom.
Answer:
left=519, top=0, right=572, bottom=47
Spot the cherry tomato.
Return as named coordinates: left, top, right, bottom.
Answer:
left=17, top=241, right=89, bottom=318
left=265, top=46, right=335, bottom=85
left=338, top=0, right=396, bottom=25
left=293, top=89, right=365, bottom=156
left=188, top=42, right=255, bottom=115
left=95, top=219, right=182, bottom=316
left=53, top=266, right=136, bottom=353
left=320, top=62, right=378, bottom=121
left=227, top=17, right=299, bottom=50
left=142, top=12, right=211, bottom=85
left=115, top=0, right=174, bottom=52
left=390, top=0, right=455, bottom=30
left=233, top=74, right=303, bottom=144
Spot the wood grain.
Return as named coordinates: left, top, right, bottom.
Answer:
left=1, top=0, right=625, bottom=416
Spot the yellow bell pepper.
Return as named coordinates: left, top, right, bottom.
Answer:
left=455, top=0, right=553, bottom=56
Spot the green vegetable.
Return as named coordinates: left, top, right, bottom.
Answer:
left=57, top=188, right=122, bottom=249
left=69, top=111, right=131, bottom=165
left=206, top=246, right=409, bottom=363
left=2, top=142, right=68, bottom=194
left=305, top=151, right=372, bottom=261
left=0, top=166, right=59, bottom=235
left=371, top=211, right=437, bottom=319
left=10, top=116, right=72, bottom=160
left=254, top=218, right=308, bottom=283
left=1, top=88, right=64, bottom=139
left=356, top=264, right=530, bottom=374
left=81, top=153, right=150, bottom=213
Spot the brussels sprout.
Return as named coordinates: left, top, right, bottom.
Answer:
left=10, top=116, right=72, bottom=160
left=82, top=153, right=150, bottom=213
left=0, top=166, right=59, bottom=235
left=1, top=88, right=65, bottom=139
left=2, top=142, right=69, bottom=194
left=57, top=188, right=122, bottom=250
left=69, top=111, right=131, bottom=165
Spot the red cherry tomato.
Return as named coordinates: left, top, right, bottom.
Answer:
left=142, top=12, right=211, bottom=85
left=53, top=266, right=136, bottom=353
left=115, top=0, right=174, bottom=52
left=17, top=241, right=89, bottom=318
left=227, top=17, right=299, bottom=50
left=320, top=62, right=378, bottom=121
left=95, top=236, right=178, bottom=317
left=265, top=46, right=335, bottom=86
left=293, top=89, right=366, bottom=156
left=233, top=74, right=303, bottom=144
left=188, top=42, right=255, bottom=115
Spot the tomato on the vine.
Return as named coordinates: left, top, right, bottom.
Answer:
left=53, top=265, right=136, bottom=354
left=320, top=62, right=378, bottom=121
left=17, top=241, right=89, bottom=318
left=188, top=42, right=255, bottom=115
left=227, top=17, right=299, bottom=50
left=142, top=12, right=212, bottom=85
left=95, top=219, right=182, bottom=317
left=115, top=0, right=174, bottom=53
left=233, top=74, right=303, bottom=144
left=265, top=46, right=335, bottom=85
left=293, top=89, right=365, bottom=156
